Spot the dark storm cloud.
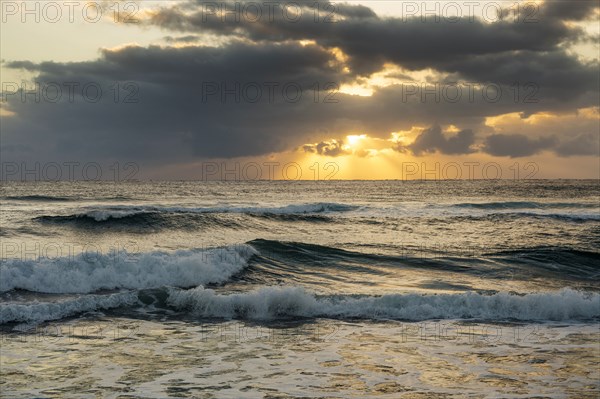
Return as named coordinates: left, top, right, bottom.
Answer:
left=436, top=50, right=600, bottom=102
left=2, top=42, right=347, bottom=162
left=302, top=139, right=350, bottom=157
left=141, top=0, right=599, bottom=99
left=146, top=1, right=598, bottom=79
left=402, top=125, right=476, bottom=155
left=330, top=2, right=376, bottom=19
left=482, top=131, right=600, bottom=157
left=542, top=0, right=600, bottom=20
left=483, top=134, right=558, bottom=157
left=2, top=0, right=599, bottom=165
left=2, top=41, right=596, bottom=164
left=555, top=132, right=600, bottom=156
left=6, top=41, right=340, bottom=85
left=163, top=35, right=200, bottom=43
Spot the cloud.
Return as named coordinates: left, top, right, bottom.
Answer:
left=555, top=132, right=600, bottom=156
left=2, top=0, right=598, bottom=170
left=436, top=50, right=599, bottom=102
left=403, top=125, right=476, bottom=155
left=2, top=42, right=595, bottom=165
left=5, top=38, right=582, bottom=165
left=2, top=41, right=347, bottom=163
left=541, top=0, right=600, bottom=20
left=302, top=139, right=351, bottom=157
left=483, top=134, right=558, bottom=157
left=483, top=132, right=600, bottom=158
left=141, top=1, right=596, bottom=81
left=163, top=35, right=200, bottom=43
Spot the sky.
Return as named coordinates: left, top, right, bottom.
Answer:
left=1, top=0, right=599, bottom=180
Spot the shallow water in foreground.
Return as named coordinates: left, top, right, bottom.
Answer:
left=2, top=318, right=599, bottom=398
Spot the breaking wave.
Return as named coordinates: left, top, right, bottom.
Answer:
left=168, top=286, right=600, bottom=322
left=0, top=291, right=138, bottom=324
left=0, top=245, right=257, bottom=294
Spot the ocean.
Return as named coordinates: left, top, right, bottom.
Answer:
left=1, top=180, right=599, bottom=398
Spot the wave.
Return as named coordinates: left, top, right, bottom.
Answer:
left=0, top=291, right=138, bottom=324
left=245, top=240, right=600, bottom=288
left=253, top=203, right=359, bottom=214
left=502, top=212, right=599, bottom=222
left=247, top=213, right=334, bottom=223
left=489, top=247, right=600, bottom=279
left=0, top=245, right=257, bottom=294
left=4, top=237, right=597, bottom=298
left=524, top=213, right=600, bottom=222
left=450, top=201, right=599, bottom=210
left=37, top=209, right=150, bottom=222
left=33, top=203, right=359, bottom=228
left=248, top=239, right=600, bottom=282
left=3, top=195, right=74, bottom=202
left=40, top=202, right=360, bottom=222
left=32, top=202, right=597, bottom=227
left=5, top=287, right=597, bottom=325
left=36, top=211, right=334, bottom=226
left=168, top=286, right=600, bottom=322
left=34, top=211, right=251, bottom=231
left=3, top=194, right=136, bottom=202
left=448, top=212, right=600, bottom=223
left=247, top=239, right=474, bottom=272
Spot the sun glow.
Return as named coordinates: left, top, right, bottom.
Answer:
left=346, top=134, right=367, bottom=147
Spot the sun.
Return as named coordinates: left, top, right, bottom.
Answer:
left=346, top=134, right=366, bottom=148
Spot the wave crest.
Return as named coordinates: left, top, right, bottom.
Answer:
left=0, top=245, right=257, bottom=294
left=168, top=286, right=600, bottom=322
left=0, top=292, right=138, bottom=324
left=451, top=201, right=599, bottom=210
left=32, top=203, right=359, bottom=228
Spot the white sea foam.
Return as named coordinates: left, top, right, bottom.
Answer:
left=81, top=209, right=145, bottom=221
left=0, top=245, right=257, bottom=294
left=168, top=286, right=600, bottom=322
left=40, top=202, right=361, bottom=221
left=0, top=291, right=138, bottom=324
left=2, top=287, right=597, bottom=325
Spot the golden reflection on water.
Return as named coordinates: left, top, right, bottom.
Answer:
left=1, top=317, right=598, bottom=398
